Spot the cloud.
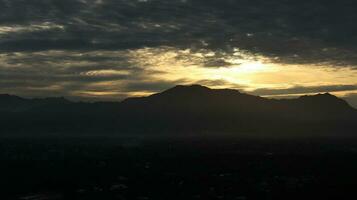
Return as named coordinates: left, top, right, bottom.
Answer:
left=0, top=49, right=193, bottom=100
left=0, top=0, right=357, bottom=65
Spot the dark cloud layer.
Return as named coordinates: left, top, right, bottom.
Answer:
left=1, top=0, right=357, bottom=65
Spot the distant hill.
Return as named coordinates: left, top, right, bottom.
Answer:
left=0, top=85, right=356, bottom=137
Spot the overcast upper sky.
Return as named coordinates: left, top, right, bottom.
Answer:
left=0, top=0, right=357, bottom=107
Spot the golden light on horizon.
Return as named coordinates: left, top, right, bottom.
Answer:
left=127, top=47, right=357, bottom=97
left=1, top=47, right=356, bottom=102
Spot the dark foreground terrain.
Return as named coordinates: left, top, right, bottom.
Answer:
left=2, top=136, right=357, bottom=200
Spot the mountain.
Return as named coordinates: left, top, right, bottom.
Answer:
left=0, top=85, right=356, bottom=137
left=121, top=85, right=356, bottom=120
left=0, top=94, right=73, bottom=112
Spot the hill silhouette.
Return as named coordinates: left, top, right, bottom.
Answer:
left=0, top=85, right=356, bottom=137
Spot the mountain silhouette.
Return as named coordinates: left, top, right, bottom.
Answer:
left=0, top=85, right=356, bottom=137
left=121, top=85, right=355, bottom=120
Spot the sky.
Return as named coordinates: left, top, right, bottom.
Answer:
left=0, top=0, right=357, bottom=108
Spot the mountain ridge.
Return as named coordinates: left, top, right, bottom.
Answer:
left=0, top=85, right=356, bottom=137
left=1, top=85, right=355, bottom=110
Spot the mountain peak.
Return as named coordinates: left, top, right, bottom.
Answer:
left=152, top=84, right=211, bottom=97
left=0, top=94, right=26, bottom=102
left=296, top=92, right=353, bottom=112
left=151, top=85, right=245, bottom=100
left=33, top=96, right=70, bottom=103
left=0, top=94, right=21, bottom=98
left=167, top=84, right=210, bottom=92
left=299, top=92, right=341, bottom=101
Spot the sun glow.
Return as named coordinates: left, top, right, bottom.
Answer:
left=1, top=47, right=356, bottom=101
left=128, top=47, right=357, bottom=95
